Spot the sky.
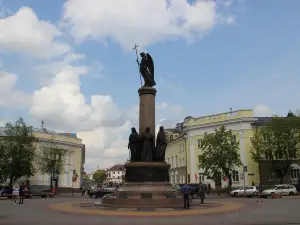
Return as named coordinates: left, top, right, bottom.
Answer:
left=0, top=0, right=300, bottom=173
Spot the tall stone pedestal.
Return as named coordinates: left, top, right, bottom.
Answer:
left=100, top=162, right=183, bottom=208
left=94, top=85, right=184, bottom=209
left=138, top=87, right=156, bottom=136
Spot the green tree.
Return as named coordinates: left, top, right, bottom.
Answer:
left=198, top=126, right=242, bottom=190
left=0, top=143, right=10, bottom=184
left=82, top=173, right=89, bottom=181
left=38, top=146, right=68, bottom=188
left=92, top=170, right=107, bottom=183
left=1, top=117, right=37, bottom=186
left=251, top=114, right=300, bottom=184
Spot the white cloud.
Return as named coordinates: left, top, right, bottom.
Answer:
left=254, top=104, right=272, bottom=117
left=29, top=60, right=184, bottom=171
left=0, top=71, right=32, bottom=108
left=0, top=7, right=70, bottom=59
left=34, top=52, right=86, bottom=85
left=62, top=0, right=235, bottom=50
left=29, top=65, right=126, bottom=132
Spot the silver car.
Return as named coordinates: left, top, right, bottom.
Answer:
left=261, top=184, right=297, bottom=197
left=230, top=186, right=259, bottom=197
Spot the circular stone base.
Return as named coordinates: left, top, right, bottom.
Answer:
left=96, top=197, right=183, bottom=208
left=49, top=201, right=244, bottom=217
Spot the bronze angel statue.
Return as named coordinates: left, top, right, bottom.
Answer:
left=136, top=52, right=156, bottom=87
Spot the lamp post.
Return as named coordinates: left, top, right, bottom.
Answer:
left=182, top=132, right=188, bottom=183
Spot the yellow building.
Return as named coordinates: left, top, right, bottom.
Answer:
left=27, top=128, right=85, bottom=191
left=165, top=136, right=187, bottom=184
left=166, top=109, right=260, bottom=189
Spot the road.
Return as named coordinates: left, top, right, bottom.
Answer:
left=0, top=196, right=299, bottom=225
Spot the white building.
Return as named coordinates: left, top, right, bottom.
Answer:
left=0, top=127, right=85, bottom=191
left=106, top=164, right=125, bottom=184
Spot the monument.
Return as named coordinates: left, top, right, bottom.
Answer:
left=99, top=44, right=182, bottom=208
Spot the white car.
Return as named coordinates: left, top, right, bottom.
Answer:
left=230, top=186, right=259, bottom=197
left=261, top=184, right=297, bottom=197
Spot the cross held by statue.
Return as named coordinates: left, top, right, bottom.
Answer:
left=133, top=44, right=139, bottom=51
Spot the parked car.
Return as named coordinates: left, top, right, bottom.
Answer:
left=27, top=186, right=51, bottom=198
left=261, top=184, right=297, bottom=197
left=230, top=186, right=259, bottom=197
left=88, top=187, right=116, bottom=199
left=0, top=187, right=13, bottom=197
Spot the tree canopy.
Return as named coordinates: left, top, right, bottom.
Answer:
left=251, top=114, right=300, bottom=183
left=92, top=170, right=107, bottom=183
left=38, top=146, right=68, bottom=176
left=0, top=117, right=37, bottom=185
left=198, top=126, right=242, bottom=189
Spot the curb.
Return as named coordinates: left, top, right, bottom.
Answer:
left=0, top=197, right=8, bottom=201
left=48, top=201, right=244, bottom=217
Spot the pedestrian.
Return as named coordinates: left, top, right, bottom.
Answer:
left=11, top=185, right=19, bottom=204
left=81, top=186, right=85, bottom=196
left=181, top=183, right=191, bottom=209
left=18, top=183, right=25, bottom=204
left=199, top=182, right=206, bottom=204
left=207, top=183, right=211, bottom=195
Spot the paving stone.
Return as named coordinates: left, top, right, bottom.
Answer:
left=154, top=208, right=175, bottom=211
left=116, top=208, right=137, bottom=211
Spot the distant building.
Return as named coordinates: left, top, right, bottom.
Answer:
left=87, top=173, right=94, bottom=180
left=106, top=164, right=125, bottom=184
left=165, top=128, right=180, bottom=144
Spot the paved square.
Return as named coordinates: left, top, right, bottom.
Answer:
left=1, top=196, right=300, bottom=225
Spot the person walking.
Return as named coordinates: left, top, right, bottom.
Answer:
left=181, top=183, right=191, bottom=209
left=207, top=183, right=211, bottom=195
left=199, top=182, right=206, bottom=204
left=18, top=183, right=25, bottom=204
left=81, top=186, right=85, bottom=196
left=11, top=185, right=19, bottom=204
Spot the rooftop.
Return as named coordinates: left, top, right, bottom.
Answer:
left=108, top=164, right=125, bottom=171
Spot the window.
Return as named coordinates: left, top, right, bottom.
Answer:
left=197, top=139, right=201, bottom=148
left=171, top=157, right=174, bottom=168
left=199, top=173, right=204, bottom=182
left=180, top=143, right=184, bottom=152
left=179, top=159, right=182, bottom=167
left=268, top=173, right=275, bottom=181
left=263, top=133, right=267, bottom=142
left=231, top=135, right=236, bottom=144
left=290, top=168, right=299, bottom=180
left=232, top=170, right=239, bottom=182
left=198, top=155, right=201, bottom=163
left=182, top=158, right=185, bottom=166
left=175, top=156, right=178, bottom=167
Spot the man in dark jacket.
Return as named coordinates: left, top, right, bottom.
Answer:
left=199, top=182, right=206, bottom=204
left=181, top=183, right=191, bottom=209
left=18, top=183, right=25, bottom=204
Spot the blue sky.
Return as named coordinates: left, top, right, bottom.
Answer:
left=0, top=0, right=299, bottom=171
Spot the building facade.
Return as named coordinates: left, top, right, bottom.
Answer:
left=183, top=109, right=259, bottom=189
left=165, top=110, right=262, bottom=189
left=106, top=164, right=125, bottom=184
left=0, top=127, right=85, bottom=191
left=251, top=117, right=300, bottom=187
left=29, top=129, right=85, bottom=191
left=165, top=137, right=187, bottom=184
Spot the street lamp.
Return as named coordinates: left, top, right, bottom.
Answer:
left=182, top=132, right=188, bottom=183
